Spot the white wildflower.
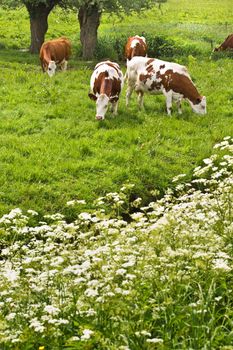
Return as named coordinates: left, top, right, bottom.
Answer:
left=146, top=338, right=163, bottom=343
left=85, top=288, right=99, bottom=297
left=132, top=197, right=142, bottom=207
left=67, top=199, right=86, bottom=206
left=141, top=330, right=151, bottom=336
left=69, top=336, right=80, bottom=341
left=213, top=258, right=231, bottom=271
left=81, top=329, right=94, bottom=340
left=131, top=212, right=144, bottom=221
left=5, top=313, right=16, bottom=320
left=44, top=305, right=60, bottom=315
left=27, top=210, right=38, bottom=216
left=203, top=158, right=212, bottom=165
left=215, top=296, right=222, bottom=302
left=116, top=268, right=127, bottom=275
left=4, top=268, right=19, bottom=282
left=172, top=173, right=186, bottom=182
left=29, top=319, right=45, bottom=333
left=79, top=212, right=92, bottom=221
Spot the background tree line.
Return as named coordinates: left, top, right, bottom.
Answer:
left=0, top=0, right=166, bottom=59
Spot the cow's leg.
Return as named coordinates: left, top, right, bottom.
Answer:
left=111, top=101, right=119, bottom=116
left=137, top=91, right=144, bottom=110
left=164, top=91, right=173, bottom=115
left=176, top=98, right=182, bottom=114
left=126, top=85, right=134, bottom=107
left=61, top=60, right=68, bottom=71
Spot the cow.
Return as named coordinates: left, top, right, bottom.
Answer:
left=126, top=56, right=207, bottom=116
left=214, top=34, right=233, bottom=52
left=40, top=37, right=71, bottom=77
left=88, top=61, right=124, bottom=120
left=124, top=35, right=147, bottom=60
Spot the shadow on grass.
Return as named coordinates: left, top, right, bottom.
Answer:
left=96, top=108, right=145, bottom=130
left=0, top=48, right=39, bottom=65
left=0, top=48, right=94, bottom=72
left=95, top=100, right=198, bottom=130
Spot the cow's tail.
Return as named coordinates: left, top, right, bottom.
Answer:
left=124, top=71, right=128, bottom=83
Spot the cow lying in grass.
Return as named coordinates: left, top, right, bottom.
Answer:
left=88, top=61, right=124, bottom=120
left=126, top=56, right=207, bottom=115
left=40, top=37, right=71, bottom=77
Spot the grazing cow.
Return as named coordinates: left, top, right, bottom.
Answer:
left=124, top=35, right=147, bottom=60
left=40, top=37, right=71, bottom=77
left=214, top=34, right=233, bottom=52
left=88, top=61, right=124, bottom=120
left=126, top=56, right=206, bottom=115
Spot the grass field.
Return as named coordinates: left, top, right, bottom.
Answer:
left=0, top=1, right=233, bottom=349
left=0, top=0, right=233, bottom=217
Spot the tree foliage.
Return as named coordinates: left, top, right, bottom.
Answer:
left=68, top=0, right=161, bottom=14
left=0, top=0, right=66, bottom=9
left=0, top=0, right=167, bottom=56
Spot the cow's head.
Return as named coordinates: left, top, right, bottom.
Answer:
left=47, top=61, right=57, bottom=77
left=190, top=96, right=207, bottom=115
left=213, top=46, right=222, bottom=52
left=88, top=93, right=109, bottom=120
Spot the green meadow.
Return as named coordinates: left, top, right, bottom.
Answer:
left=1, top=1, right=233, bottom=349
left=0, top=0, right=232, bottom=218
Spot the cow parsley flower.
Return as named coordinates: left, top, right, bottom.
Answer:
left=85, top=288, right=99, bottom=297
left=172, top=173, right=186, bottom=182
left=116, top=268, right=127, bottom=275
left=5, top=313, right=16, bottom=321
left=79, top=212, right=92, bottom=221
left=81, top=329, right=94, bottom=340
left=213, top=258, right=231, bottom=271
left=44, top=305, right=60, bottom=315
left=146, top=338, right=163, bottom=343
left=29, top=319, right=45, bottom=333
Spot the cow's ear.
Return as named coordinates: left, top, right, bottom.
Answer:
left=88, top=93, right=97, bottom=101
left=109, top=95, right=119, bottom=103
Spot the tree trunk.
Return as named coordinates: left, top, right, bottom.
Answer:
left=78, top=4, right=101, bottom=60
left=29, top=11, right=49, bottom=54
left=25, top=1, right=58, bottom=54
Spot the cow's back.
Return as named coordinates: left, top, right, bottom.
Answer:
left=215, top=34, right=233, bottom=51
left=222, top=34, right=233, bottom=49
left=40, top=38, right=71, bottom=63
left=90, top=61, right=123, bottom=97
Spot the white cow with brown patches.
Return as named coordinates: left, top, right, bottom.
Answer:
left=124, top=35, right=147, bottom=60
left=89, top=61, right=124, bottom=120
left=126, top=56, right=207, bottom=115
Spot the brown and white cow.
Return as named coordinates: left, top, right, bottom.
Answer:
left=214, top=34, right=233, bottom=52
left=126, top=56, right=206, bottom=115
left=40, top=37, right=71, bottom=77
left=124, top=35, right=147, bottom=60
left=88, top=61, right=124, bottom=120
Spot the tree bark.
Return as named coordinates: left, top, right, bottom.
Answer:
left=78, top=4, right=101, bottom=60
left=24, top=1, right=59, bottom=54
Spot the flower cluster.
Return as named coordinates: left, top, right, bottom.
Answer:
left=0, top=138, right=233, bottom=349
